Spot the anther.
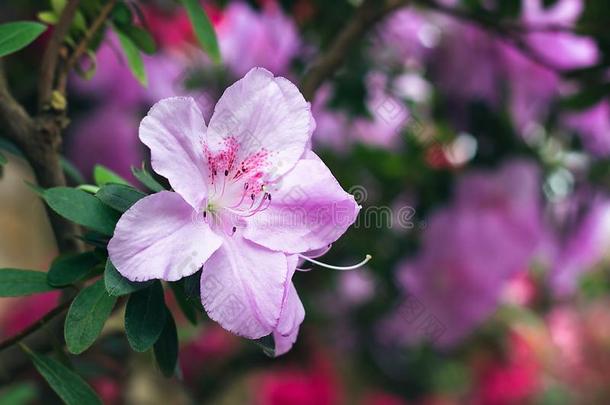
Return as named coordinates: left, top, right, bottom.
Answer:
left=224, top=170, right=229, bottom=176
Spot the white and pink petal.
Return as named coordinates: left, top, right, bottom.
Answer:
left=206, top=68, right=314, bottom=182
left=108, top=191, right=223, bottom=282
left=199, top=235, right=288, bottom=339
left=139, top=97, right=209, bottom=209
left=244, top=151, right=360, bottom=254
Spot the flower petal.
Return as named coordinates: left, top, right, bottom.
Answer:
left=244, top=152, right=359, bottom=253
left=108, top=191, right=222, bottom=282
left=200, top=235, right=288, bottom=339
left=206, top=67, right=314, bottom=181
left=273, top=255, right=305, bottom=356
left=139, top=97, right=208, bottom=209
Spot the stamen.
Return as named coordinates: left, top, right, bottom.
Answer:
left=297, top=254, right=372, bottom=271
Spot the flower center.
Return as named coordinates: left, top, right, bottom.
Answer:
left=201, top=138, right=274, bottom=235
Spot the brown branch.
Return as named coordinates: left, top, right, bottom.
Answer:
left=57, top=0, right=117, bottom=94
left=0, top=299, right=72, bottom=353
left=38, top=0, right=81, bottom=111
left=299, top=0, right=410, bottom=101
left=0, top=63, right=82, bottom=253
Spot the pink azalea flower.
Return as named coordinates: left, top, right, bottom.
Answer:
left=108, top=68, right=361, bottom=354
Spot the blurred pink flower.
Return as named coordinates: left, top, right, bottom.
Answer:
left=253, top=353, right=341, bottom=405
left=180, top=325, right=239, bottom=382
left=563, top=101, right=610, bottom=157
left=216, top=1, right=300, bottom=77
left=472, top=334, right=541, bottom=405
left=504, top=0, right=598, bottom=131
left=353, top=72, right=411, bottom=149
left=391, top=161, right=543, bottom=347
left=66, top=106, right=140, bottom=181
left=0, top=291, right=60, bottom=337
left=550, top=197, right=610, bottom=296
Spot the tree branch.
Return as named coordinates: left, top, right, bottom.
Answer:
left=38, top=0, right=81, bottom=111
left=57, top=0, right=117, bottom=94
left=299, top=0, right=410, bottom=101
left=0, top=299, right=72, bottom=353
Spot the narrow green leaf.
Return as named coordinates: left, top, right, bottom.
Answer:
left=60, top=156, right=86, bottom=185
left=22, top=346, right=102, bottom=405
left=47, top=252, right=100, bottom=287
left=65, top=280, right=117, bottom=354
left=0, top=22, right=47, bottom=58
left=0, top=269, right=55, bottom=297
left=43, top=187, right=120, bottom=236
left=121, top=25, right=156, bottom=55
left=154, top=309, right=179, bottom=377
left=132, top=164, right=164, bottom=192
left=180, top=0, right=221, bottom=63
left=93, top=164, right=129, bottom=186
left=169, top=280, right=198, bottom=325
left=104, top=259, right=151, bottom=296
left=115, top=26, right=147, bottom=86
left=125, top=281, right=167, bottom=352
left=96, top=183, right=145, bottom=212
left=0, top=151, right=7, bottom=166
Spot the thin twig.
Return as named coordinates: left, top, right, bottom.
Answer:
left=0, top=299, right=72, bottom=353
left=300, top=0, right=410, bottom=101
left=38, top=0, right=81, bottom=111
left=57, top=0, right=117, bottom=94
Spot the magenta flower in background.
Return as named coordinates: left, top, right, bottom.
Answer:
left=66, top=106, right=141, bottom=181
left=353, top=72, right=411, bottom=149
left=550, top=197, right=610, bottom=296
left=388, top=161, right=543, bottom=347
left=563, top=101, right=610, bottom=157
left=504, top=0, right=598, bottom=132
left=216, top=1, right=300, bottom=77
left=108, top=68, right=360, bottom=354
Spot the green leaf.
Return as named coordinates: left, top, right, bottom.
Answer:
left=180, top=0, right=221, bottom=63
left=96, top=183, right=146, bottom=212
left=154, top=309, right=179, bottom=377
left=37, top=11, right=59, bottom=25
left=0, top=22, right=47, bottom=58
left=47, top=252, right=100, bottom=287
left=93, top=164, right=129, bottom=186
left=115, top=26, right=147, bottom=86
left=0, top=383, right=37, bottom=405
left=104, top=259, right=151, bottom=296
left=43, top=187, right=120, bottom=236
left=125, top=281, right=167, bottom=352
left=51, top=0, right=67, bottom=14
left=60, top=156, right=86, bottom=185
left=0, top=269, right=55, bottom=297
left=121, top=25, right=156, bottom=55
left=65, top=279, right=117, bottom=354
left=170, top=280, right=198, bottom=325
left=111, top=2, right=133, bottom=26
left=22, top=346, right=102, bottom=405
left=132, top=164, right=165, bottom=192
left=0, top=151, right=6, bottom=166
